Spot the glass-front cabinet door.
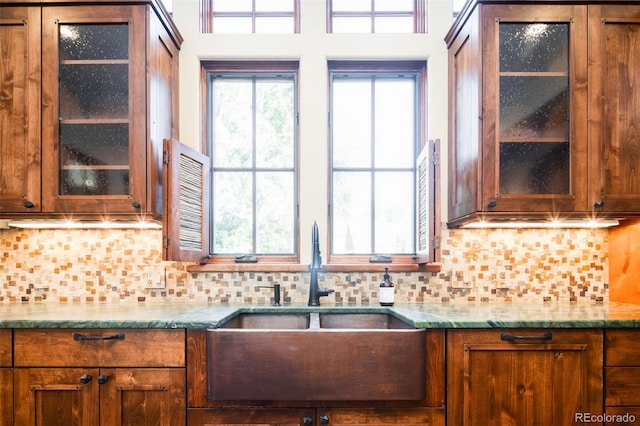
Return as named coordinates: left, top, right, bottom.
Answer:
left=482, top=5, right=588, bottom=214
left=41, top=5, right=146, bottom=214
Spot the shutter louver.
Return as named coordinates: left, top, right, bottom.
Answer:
left=179, top=154, right=204, bottom=251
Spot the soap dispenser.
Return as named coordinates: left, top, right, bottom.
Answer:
left=379, top=267, right=395, bottom=306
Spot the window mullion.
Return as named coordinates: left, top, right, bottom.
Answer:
left=370, top=77, right=376, bottom=253
left=252, top=78, right=258, bottom=254
left=252, top=0, right=256, bottom=33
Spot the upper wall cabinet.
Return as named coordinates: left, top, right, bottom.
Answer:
left=588, top=5, right=640, bottom=215
left=0, top=7, right=41, bottom=213
left=445, top=1, right=640, bottom=227
left=0, top=0, right=181, bottom=219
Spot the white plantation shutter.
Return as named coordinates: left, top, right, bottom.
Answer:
left=415, top=139, right=440, bottom=264
left=163, top=138, right=211, bottom=262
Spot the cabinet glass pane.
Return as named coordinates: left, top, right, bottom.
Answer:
left=500, top=76, right=568, bottom=140
left=59, top=24, right=128, bottom=60
left=60, top=64, right=128, bottom=119
left=60, top=124, right=129, bottom=166
left=58, top=23, right=131, bottom=197
left=499, top=142, right=569, bottom=194
left=499, top=23, right=568, bottom=72
left=61, top=169, right=129, bottom=195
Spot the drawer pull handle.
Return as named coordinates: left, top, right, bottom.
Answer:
left=501, top=332, right=552, bottom=341
left=73, top=332, right=125, bottom=341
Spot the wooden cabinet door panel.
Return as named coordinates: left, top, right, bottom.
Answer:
left=606, top=367, right=640, bottom=406
left=100, top=368, right=186, bottom=426
left=480, top=4, right=588, bottom=214
left=464, top=344, right=584, bottom=425
left=14, top=368, right=100, bottom=426
left=0, top=6, right=41, bottom=213
left=447, top=329, right=603, bottom=426
left=40, top=5, right=147, bottom=214
left=589, top=5, right=640, bottom=213
left=605, top=329, right=640, bottom=365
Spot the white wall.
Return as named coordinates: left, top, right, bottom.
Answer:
left=171, top=0, right=453, bottom=263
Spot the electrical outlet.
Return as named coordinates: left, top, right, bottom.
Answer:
left=144, top=272, right=155, bottom=287
left=143, top=270, right=165, bottom=289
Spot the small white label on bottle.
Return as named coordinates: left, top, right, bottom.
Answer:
left=379, top=287, right=395, bottom=305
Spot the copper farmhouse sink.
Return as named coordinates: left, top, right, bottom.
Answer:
left=207, top=311, right=426, bottom=401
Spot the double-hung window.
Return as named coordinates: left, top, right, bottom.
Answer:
left=329, top=61, right=435, bottom=266
left=328, top=0, right=426, bottom=33
left=203, top=62, right=299, bottom=264
left=201, top=0, right=300, bottom=33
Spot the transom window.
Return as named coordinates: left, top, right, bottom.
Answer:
left=329, top=62, right=425, bottom=260
left=328, top=0, right=426, bottom=33
left=202, top=0, right=299, bottom=33
left=205, top=62, right=298, bottom=259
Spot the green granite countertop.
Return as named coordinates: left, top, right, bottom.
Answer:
left=1, top=302, right=640, bottom=329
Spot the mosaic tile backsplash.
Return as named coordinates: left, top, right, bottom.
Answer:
left=0, top=227, right=608, bottom=304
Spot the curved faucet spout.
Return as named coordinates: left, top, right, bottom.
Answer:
left=311, top=220, right=322, bottom=269
left=308, top=221, right=333, bottom=306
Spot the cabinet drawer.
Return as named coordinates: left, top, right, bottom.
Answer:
left=0, top=330, right=11, bottom=367
left=606, top=330, right=640, bottom=365
left=14, top=329, right=185, bottom=367
left=606, top=367, right=640, bottom=406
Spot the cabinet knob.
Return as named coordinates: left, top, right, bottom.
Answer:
left=320, top=414, right=329, bottom=424
left=303, top=416, right=313, bottom=425
left=80, top=374, right=93, bottom=384
left=98, top=374, right=109, bottom=384
left=23, top=200, right=35, bottom=208
left=488, top=199, right=497, bottom=208
left=131, top=201, right=141, bottom=209
left=594, top=200, right=605, bottom=208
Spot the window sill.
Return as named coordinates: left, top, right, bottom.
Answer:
left=186, top=262, right=442, bottom=273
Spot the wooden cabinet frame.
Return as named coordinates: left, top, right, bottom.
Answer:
left=446, top=0, right=640, bottom=226
left=447, top=328, right=603, bottom=425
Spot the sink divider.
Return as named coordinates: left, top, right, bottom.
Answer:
left=309, top=312, right=320, bottom=329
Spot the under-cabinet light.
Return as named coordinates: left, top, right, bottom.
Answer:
left=461, top=219, right=619, bottom=229
left=5, top=220, right=162, bottom=230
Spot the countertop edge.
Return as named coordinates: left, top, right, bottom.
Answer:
left=1, top=302, right=640, bottom=328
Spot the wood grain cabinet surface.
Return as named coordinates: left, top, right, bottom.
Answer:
left=0, top=0, right=181, bottom=219
left=605, top=329, right=640, bottom=420
left=0, top=6, right=41, bottom=214
left=445, top=0, right=640, bottom=226
left=13, top=328, right=186, bottom=426
left=0, top=330, right=12, bottom=426
left=447, top=328, right=603, bottom=426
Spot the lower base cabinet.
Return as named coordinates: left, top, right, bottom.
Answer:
left=605, top=329, right=640, bottom=424
left=187, top=408, right=444, bottom=426
left=447, top=329, right=603, bottom=426
left=13, top=328, right=186, bottom=426
left=14, top=367, right=186, bottom=425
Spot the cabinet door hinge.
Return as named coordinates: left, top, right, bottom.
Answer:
left=431, top=150, right=440, bottom=166
left=163, top=151, right=171, bottom=165
left=431, top=235, right=441, bottom=250
left=163, top=235, right=169, bottom=249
